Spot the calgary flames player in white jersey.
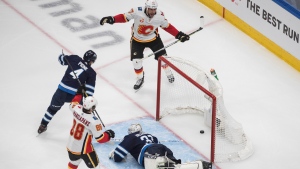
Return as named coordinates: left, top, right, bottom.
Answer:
left=67, top=85, right=115, bottom=169
left=100, top=0, right=190, bottom=91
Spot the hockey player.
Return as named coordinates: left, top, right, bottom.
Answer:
left=100, top=0, right=190, bottom=90
left=67, top=85, right=115, bottom=169
left=37, top=50, right=97, bottom=134
left=108, top=124, right=212, bottom=169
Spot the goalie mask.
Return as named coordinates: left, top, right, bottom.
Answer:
left=83, top=96, right=98, bottom=110
left=83, top=50, right=97, bottom=63
left=128, top=124, right=142, bottom=134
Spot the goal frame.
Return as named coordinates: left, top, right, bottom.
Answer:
left=156, top=56, right=217, bottom=163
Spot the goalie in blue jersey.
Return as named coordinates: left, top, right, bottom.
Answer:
left=37, top=50, right=97, bottom=134
left=109, top=124, right=212, bottom=169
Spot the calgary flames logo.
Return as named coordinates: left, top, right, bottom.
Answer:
left=137, top=25, right=154, bottom=35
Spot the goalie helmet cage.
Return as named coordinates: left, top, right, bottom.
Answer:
left=156, top=56, right=254, bottom=163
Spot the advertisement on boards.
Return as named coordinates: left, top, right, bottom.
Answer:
left=215, top=0, right=300, bottom=59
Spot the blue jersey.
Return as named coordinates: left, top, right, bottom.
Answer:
left=113, top=132, right=159, bottom=166
left=57, top=54, right=96, bottom=96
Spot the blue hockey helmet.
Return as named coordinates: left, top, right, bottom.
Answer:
left=83, top=50, right=97, bottom=63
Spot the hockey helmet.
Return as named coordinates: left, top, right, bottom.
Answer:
left=83, top=50, right=97, bottom=63
left=83, top=96, right=98, bottom=110
left=145, top=0, right=158, bottom=9
left=128, top=124, right=142, bottom=134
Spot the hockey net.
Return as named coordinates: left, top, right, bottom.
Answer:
left=156, top=56, right=254, bottom=163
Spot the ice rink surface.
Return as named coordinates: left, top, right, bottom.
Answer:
left=0, top=0, right=300, bottom=169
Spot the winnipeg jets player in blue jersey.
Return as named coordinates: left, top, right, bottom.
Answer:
left=109, top=124, right=212, bottom=169
left=109, top=124, right=181, bottom=168
left=37, top=50, right=97, bottom=134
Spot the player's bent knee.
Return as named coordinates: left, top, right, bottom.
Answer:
left=132, top=59, right=143, bottom=68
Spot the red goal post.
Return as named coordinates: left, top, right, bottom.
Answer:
left=156, top=56, right=254, bottom=163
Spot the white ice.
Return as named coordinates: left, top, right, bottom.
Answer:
left=0, top=0, right=300, bottom=169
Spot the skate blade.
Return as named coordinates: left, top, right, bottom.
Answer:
left=134, top=84, right=144, bottom=93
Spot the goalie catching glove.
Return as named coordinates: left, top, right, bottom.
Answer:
left=175, top=31, right=190, bottom=42
left=100, top=16, right=115, bottom=25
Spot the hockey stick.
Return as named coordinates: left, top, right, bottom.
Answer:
left=62, top=50, right=106, bottom=128
left=137, top=16, right=204, bottom=63
left=111, top=138, right=184, bottom=143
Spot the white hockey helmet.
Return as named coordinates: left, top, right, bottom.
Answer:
left=128, top=124, right=142, bottom=134
left=83, top=96, right=98, bottom=110
left=145, top=0, right=158, bottom=9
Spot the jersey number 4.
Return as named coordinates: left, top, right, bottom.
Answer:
left=70, top=119, right=85, bottom=140
left=70, top=69, right=84, bottom=79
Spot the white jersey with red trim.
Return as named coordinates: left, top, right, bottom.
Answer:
left=66, top=102, right=105, bottom=154
left=124, top=6, right=170, bottom=42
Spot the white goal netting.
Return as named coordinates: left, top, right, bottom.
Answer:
left=157, top=56, right=254, bottom=163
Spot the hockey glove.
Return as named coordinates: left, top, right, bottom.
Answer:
left=58, top=54, right=65, bottom=65
left=105, top=129, right=115, bottom=138
left=100, top=16, right=115, bottom=25
left=175, top=31, right=190, bottom=42
left=76, top=85, right=86, bottom=95
left=108, top=150, right=115, bottom=160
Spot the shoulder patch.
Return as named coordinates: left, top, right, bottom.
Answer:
left=138, top=7, right=142, bottom=11
left=93, top=116, right=98, bottom=120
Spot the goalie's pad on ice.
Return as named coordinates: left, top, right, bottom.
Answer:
left=144, top=152, right=176, bottom=169
left=144, top=153, right=212, bottom=169
left=175, top=160, right=212, bottom=169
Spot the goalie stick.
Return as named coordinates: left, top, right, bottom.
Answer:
left=136, top=16, right=204, bottom=63
left=111, top=138, right=184, bottom=143
left=62, top=50, right=106, bottom=128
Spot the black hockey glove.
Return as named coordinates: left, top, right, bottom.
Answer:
left=76, top=85, right=86, bottom=95
left=100, top=16, right=115, bottom=25
left=175, top=31, right=190, bottom=42
left=105, top=129, right=115, bottom=138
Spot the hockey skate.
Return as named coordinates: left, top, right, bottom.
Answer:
left=202, top=161, right=212, bottom=169
left=167, top=73, right=175, bottom=83
left=37, top=124, right=47, bottom=134
left=134, top=73, right=144, bottom=91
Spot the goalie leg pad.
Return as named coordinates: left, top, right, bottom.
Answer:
left=176, top=160, right=212, bottom=169
left=144, top=153, right=176, bottom=169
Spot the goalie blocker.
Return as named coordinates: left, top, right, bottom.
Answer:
left=144, top=153, right=212, bottom=169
